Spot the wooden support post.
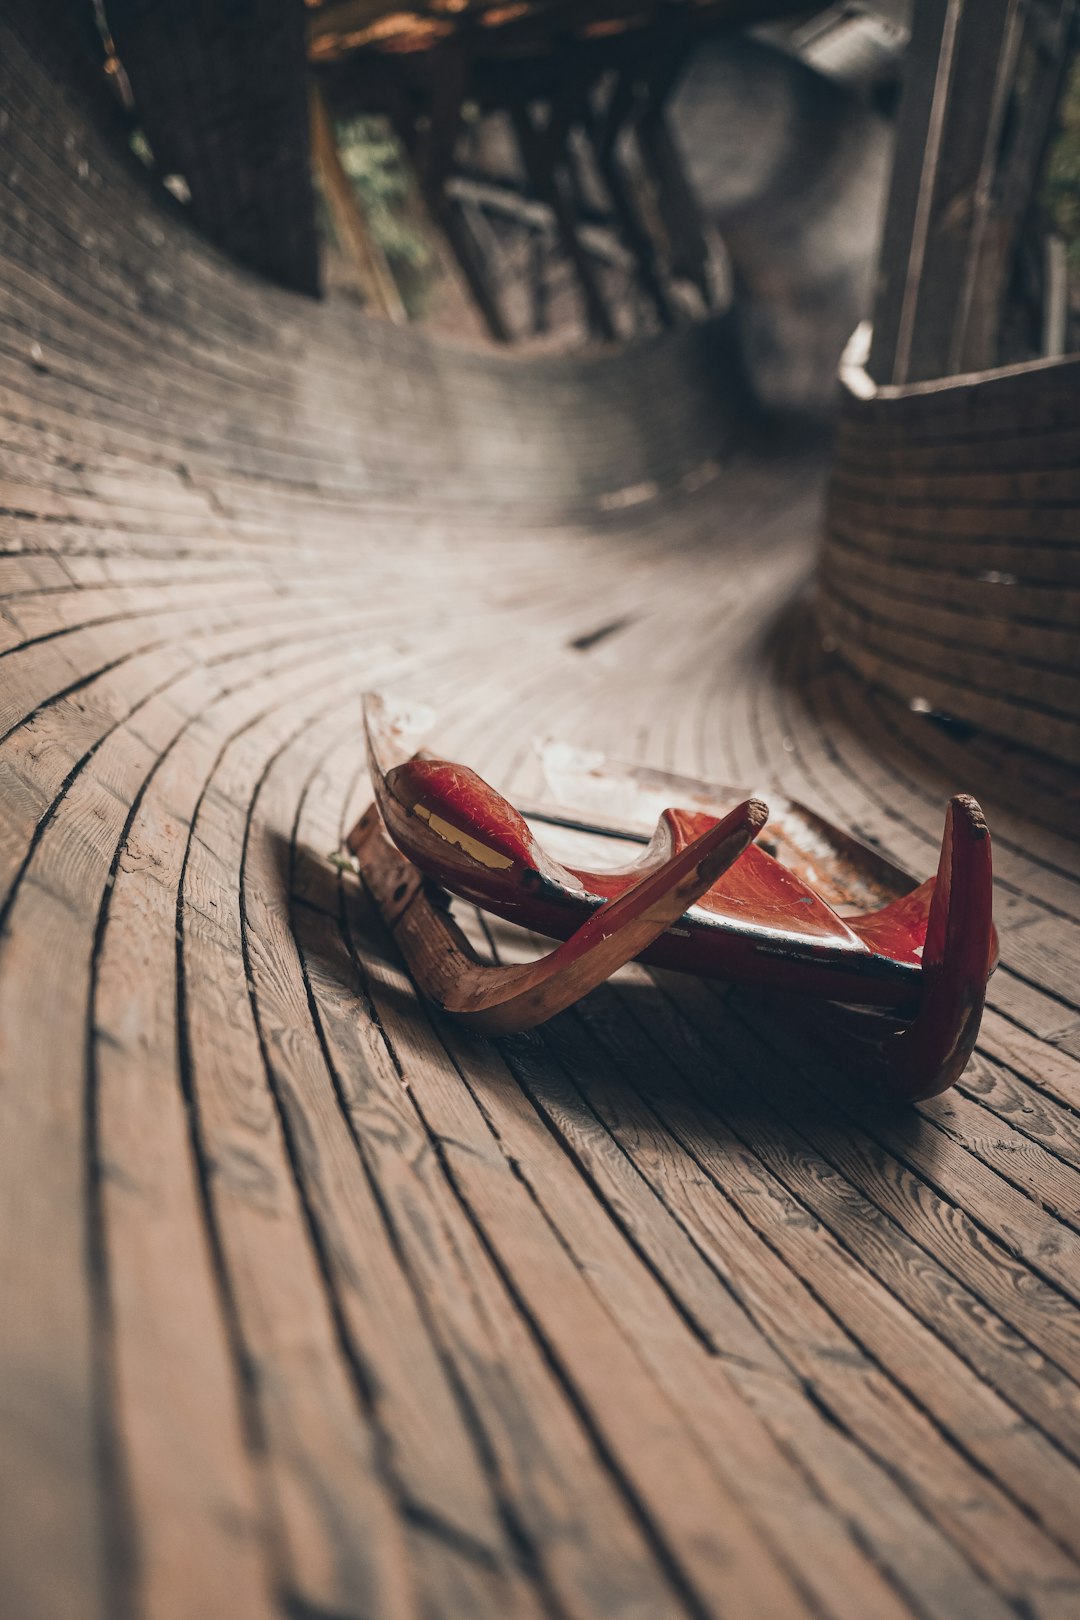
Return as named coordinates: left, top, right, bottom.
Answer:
left=869, top=0, right=956, bottom=382
left=445, top=177, right=633, bottom=270
left=959, top=1, right=1078, bottom=371
left=412, top=43, right=469, bottom=194
left=868, top=0, right=1076, bottom=383
left=529, top=230, right=549, bottom=335
left=309, top=83, right=407, bottom=324
left=420, top=181, right=512, bottom=345
left=382, top=58, right=514, bottom=343
left=511, top=99, right=618, bottom=343
left=1044, top=233, right=1069, bottom=357
left=634, top=44, right=714, bottom=311
left=584, top=75, right=675, bottom=328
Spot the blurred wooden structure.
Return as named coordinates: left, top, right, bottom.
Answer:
left=868, top=0, right=1077, bottom=383
left=106, top=0, right=321, bottom=293
left=822, top=0, right=1080, bottom=765
left=310, top=83, right=408, bottom=321
left=823, top=339, right=1080, bottom=765
left=313, top=17, right=735, bottom=340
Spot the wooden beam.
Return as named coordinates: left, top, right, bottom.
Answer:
left=511, top=98, right=618, bottom=342
left=446, top=176, right=633, bottom=268
left=635, top=109, right=713, bottom=307
left=1043, top=233, right=1068, bottom=358
left=529, top=230, right=550, bottom=334
left=907, top=0, right=1022, bottom=381
left=384, top=86, right=512, bottom=343
left=584, top=76, right=675, bottom=328
left=866, top=0, right=1074, bottom=383
left=957, top=1, right=1078, bottom=372
left=412, top=41, right=470, bottom=192
left=309, top=84, right=407, bottom=324
left=869, top=0, right=956, bottom=382
left=428, top=188, right=513, bottom=343
left=628, top=35, right=714, bottom=306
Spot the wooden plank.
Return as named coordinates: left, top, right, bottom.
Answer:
left=106, top=0, right=321, bottom=295
left=310, top=84, right=407, bottom=323
left=370, top=65, right=513, bottom=345
left=566, top=981, right=1080, bottom=1616
left=493, top=1005, right=991, bottom=1620
left=510, top=98, right=618, bottom=343
left=959, top=2, right=1079, bottom=372
left=870, top=0, right=1069, bottom=391
left=245, top=720, right=546, bottom=1613
left=584, top=77, right=675, bottom=327
left=822, top=356, right=1080, bottom=764
left=179, top=671, right=416, bottom=1619
left=4, top=5, right=1080, bottom=1617
left=906, top=0, right=1021, bottom=381
left=868, top=0, right=959, bottom=383
left=329, top=890, right=703, bottom=1620
left=353, top=999, right=817, bottom=1617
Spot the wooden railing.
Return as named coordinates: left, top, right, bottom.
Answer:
left=821, top=331, right=1080, bottom=765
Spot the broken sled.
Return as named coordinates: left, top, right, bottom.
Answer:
left=348, top=693, right=998, bottom=1100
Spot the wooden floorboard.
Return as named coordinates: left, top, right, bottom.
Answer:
left=3, top=8, right=1080, bottom=1619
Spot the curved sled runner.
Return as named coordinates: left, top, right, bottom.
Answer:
left=348, top=694, right=998, bottom=1099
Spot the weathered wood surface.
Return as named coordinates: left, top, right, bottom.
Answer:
left=106, top=0, right=321, bottom=295
left=822, top=346, right=1080, bottom=766
left=3, top=8, right=1080, bottom=1620
left=866, top=0, right=1076, bottom=384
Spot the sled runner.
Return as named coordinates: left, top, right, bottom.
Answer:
left=348, top=694, right=998, bottom=1099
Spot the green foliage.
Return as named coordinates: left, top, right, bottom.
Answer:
left=129, top=127, right=154, bottom=168
left=1042, top=48, right=1080, bottom=274
left=334, top=114, right=435, bottom=316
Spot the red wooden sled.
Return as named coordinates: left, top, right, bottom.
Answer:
left=348, top=694, right=998, bottom=1100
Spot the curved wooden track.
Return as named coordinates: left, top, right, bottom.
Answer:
left=3, top=10, right=1080, bottom=1620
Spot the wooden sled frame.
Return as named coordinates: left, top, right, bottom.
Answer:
left=347, top=694, right=997, bottom=1100
left=349, top=795, right=767, bottom=1036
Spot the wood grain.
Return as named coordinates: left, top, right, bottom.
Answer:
left=2, top=5, right=1080, bottom=1619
